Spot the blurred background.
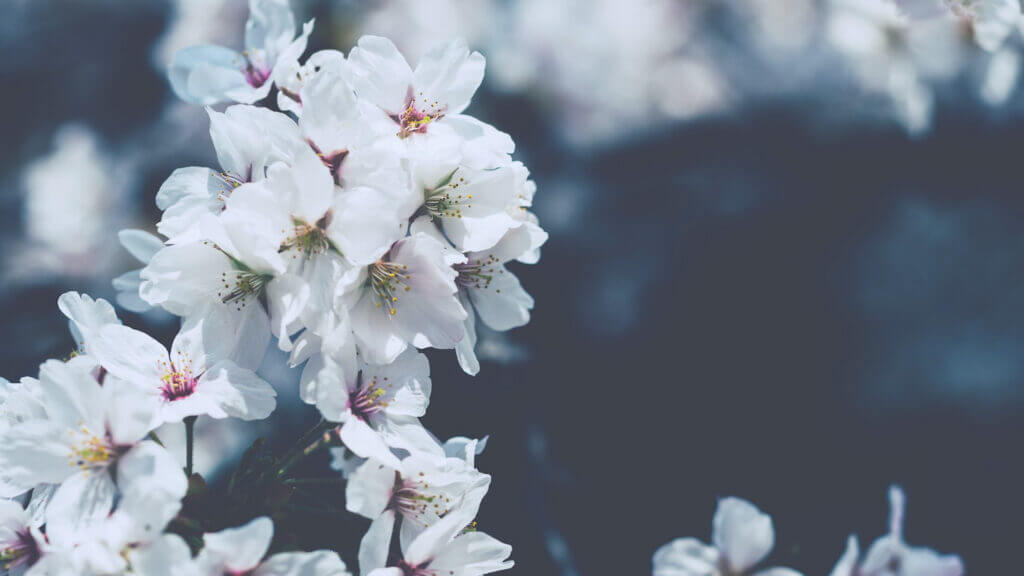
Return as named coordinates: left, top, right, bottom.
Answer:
left=1, top=0, right=1023, bottom=573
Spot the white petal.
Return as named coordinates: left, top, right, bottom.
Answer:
left=652, top=538, right=720, bottom=576
left=103, top=376, right=159, bottom=445
left=200, top=516, right=273, bottom=573
left=129, top=534, right=196, bottom=576
left=45, top=470, right=115, bottom=546
left=245, top=0, right=296, bottom=61
left=346, top=36, right=413, bottom=114
left=712, top=497, right=775, bottom=573
left=139, top=242, right=236, bottom=316
left=357, top=509, right=396, bottom=576
left=169, top=45, right=262, bottom=105
left=412, top=38, right=485, bottom=115
left=338, top=418, right=401, bottom=469
left=429, top=531, right=513, bottom=575
left=828, top=536, right=859, bottom=576
left=345, top=460, right=396, bottom=519
left=467, top=264, right=533, bottom=331
left=256, top=550, right=351, bottom=576
left=90, top=324, right=168, bottom=388
left=57, top=291, right=120, bottom=351
left=455, top=298, right=480, bottom=376
left=117, top=441, right=187, bottom=500
left=190, top=360, right=276, bottom=421
left=119, top=229, right=165, bottom=264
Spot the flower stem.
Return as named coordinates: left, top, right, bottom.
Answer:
left=284, top=476, right=347, bottom=487
left=277, top=424, right=336, bottom=478
left=184, top=415, right=197, bottom=476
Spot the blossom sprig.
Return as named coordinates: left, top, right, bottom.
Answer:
left=0, top=0, right=531, bottom=573
left=652, top=487, right=964, bottom=576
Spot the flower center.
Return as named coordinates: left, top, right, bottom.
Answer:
left=281, top=217, right=332, bottom=259
left=216, top=268, right=270, bottom=310
left=160, top=368, right=199, bottom=402
left=69, top=427, right=115, bottom=470
left=0, top=530, right=39, bottom=571
left=397, top=91, right=446, bottom=138
left=242, top=51, right=271, bottom=88
left=455, top=254, right=500, bottom=290
left=369, top=260, right=411, bottom=317
left=215, top=171, right=246, bottom=202
left=390, top=472, right=453, bottom=527
left=397, top=560, right=435, bottom=576
left=425, top=173, right=473, bottom=220
left=349, top=372, right=392, bottom=420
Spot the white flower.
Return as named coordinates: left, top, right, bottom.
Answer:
left=409, top=163, right=521, bottom=253
left=61, top=488, right=187, bottom=575
left=652, top=497, right=801, bottom=576
left=898, top=0, right=1021, bottom=51
left=345, top=36, right=489, bottom=141
left=139, top=216, right=280, bottom=370
left=347, top=453, right=490, bottom=566
left=362, top=486, right=512, bottom=576
left=88, top=317, right=276, bottom=423
left=0, top=499, right=43, bottom=574
left=829, top=486, right=964, bottom=576
left=341, top=232, right=467, bottom=364
left=155, top=105, right=307, bottom=244
left=168, top=0, right=313, bottom=105
left=0, top=359, right=185, bottom=546
left=196, top=517, right=351, bottom=576
left=313, top=348, right=438, bottom=466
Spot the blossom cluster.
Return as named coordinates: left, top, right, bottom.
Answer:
left=0, top=0, right=542, bottom=574
left=653, top=486, right=964, bottom=576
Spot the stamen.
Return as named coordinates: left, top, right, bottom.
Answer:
left=455, top=254, right=500, bottom=290
left=280, top=217, right=332, bottom=259
left=369, top=260, right=412, bottom=317
left=390, top=471, right=454, bottom=527
left=0, top=530, right=39, bottom=571
left=215, top=171, right=245, bottom=201
left=216, top=269, right=270, bottom=310
left=423, top=170, right=475, bottom=220
left=396, top=91, right=446, bottom=138
left=158, top=354, right=201, bottom=402
left=68, top=426, right=114, bottom=470
left=241, top=51, right=271, bottom=88
left=349, top=372, right=393, bottom=420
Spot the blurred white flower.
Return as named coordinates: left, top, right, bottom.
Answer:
left=653, top=498, right=801, bottom=576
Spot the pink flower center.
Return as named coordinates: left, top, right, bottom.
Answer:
left=161, top=368, right=199, bottom=402
left=242, top=52, right=271, bottom=88
left=349, top=372, right=393, bottom=420
left=396, top=90, right=446, bottom=138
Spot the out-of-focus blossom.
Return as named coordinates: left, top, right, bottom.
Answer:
left=829, top=486, right=964, bottom=576
left=652, top=498, right=800, bottom=576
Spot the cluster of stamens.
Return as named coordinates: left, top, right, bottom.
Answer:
left=280, top=216, right=332, bottom=259
left=158, top=353, right=200, bottom=402
left=397, top=91, right=446, bottom=138
left=216, top=268, right=270, bottom=310
left=369, top=260, right=412, bottom=317
left=455, top=254, right=501, bottom=291
left=215, top=171, right=245, bottom=202
left=425, top=175, right=472, bottom=220
left=241, top=50, right=271, bottom=88
left=68, top=425, right=114, bottom=471
left=349, top=372, right=393, bottom=420
left=391, top=471, right=453, bottom=527
left=0, top=531, right=38, bottom=571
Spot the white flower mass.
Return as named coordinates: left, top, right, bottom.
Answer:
left=0, top=0, right=539, bottom=573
